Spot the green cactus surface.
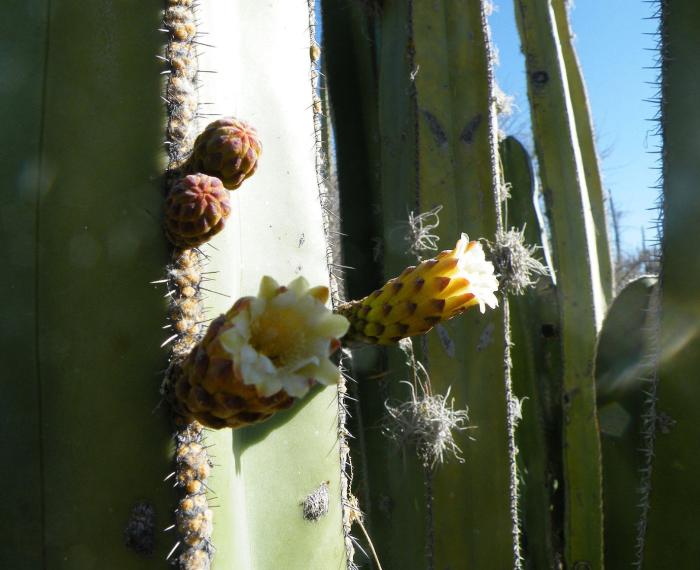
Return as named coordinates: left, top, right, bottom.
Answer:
left=325, top=1, right=515, bottom=567
left=0, top=1, right=173, bottom=567
left=515, top=0, right=606, bottom=567
left=551, top=0, right=615, bottom=303
left=502, top=136, right=564, bottom=569
left=189, top=2, right=348, bottom=568
left=642, top=0, right=700, bottom=565
left=595, top=276, right=657, bottom=568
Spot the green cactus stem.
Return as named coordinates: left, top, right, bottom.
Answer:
left=640, top=0, right=700, bottom=565
left=187, top=1, right=349, bottom=568
left=594, top=277, right=656, bottom=568
left=1, top=1, right=173, bottom=567
left=515, top=0, right=606, bottom=567
left=551, top=0, right=615, bottom=302
left=502, top=136, right=565, bottom=569
left=325, top=1, right=517, bottom=567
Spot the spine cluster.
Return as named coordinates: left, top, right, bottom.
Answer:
left=161, top=2, right=215, bottom=568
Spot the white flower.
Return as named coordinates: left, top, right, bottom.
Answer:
left=218, top=276, right=349, bottom=399
left=453, top=233, right=499, bottom=313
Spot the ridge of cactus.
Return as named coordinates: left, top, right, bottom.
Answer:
left=160, top=2, right=217, bottom=567
left=1, top=0, right=49, bottom=562
left=305, top=3, right=361, bottom=564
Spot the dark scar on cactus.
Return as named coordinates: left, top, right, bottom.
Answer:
left=123, top=501, right=156, bottom=556
left=531, top=70, right=549, bottom=85
left=459, top=114, right=483, bottom=144
left=421, top=109, right=449, bottom=147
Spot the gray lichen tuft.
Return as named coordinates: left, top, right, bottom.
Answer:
left=404, top=204, right=443, bottom=260
left=383, top=341, right=472, bottom=469
left=302, top=481, right=331, bottom=522
left=488, top=227, right=548, bottom=296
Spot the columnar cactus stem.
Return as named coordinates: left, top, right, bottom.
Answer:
left=594, top=277, right=657, bottom=568
left=1, top=2, right=173, bottom=567
left=515, top=1, right=606, bottom=567
left=640, top=0, right=700, bottom=565
left=186, top=2, right=349, bottom=568
left=325, top=1, right=518, bottom=567
left=551, top=0, right=615, bottom=302
left=502, top=136, right=564, bottom=569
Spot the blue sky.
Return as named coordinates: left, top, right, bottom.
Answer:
left=490, top=1, right=659, bottom=255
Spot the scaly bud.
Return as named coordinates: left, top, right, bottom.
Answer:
left=164, top=174, right=231, bottom=249
left=187, top=117, right=262, bottom=190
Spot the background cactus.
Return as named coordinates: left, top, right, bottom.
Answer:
left=2, top=2, right=171, bottom=566
left=502, top=135, right=564, bottom=570
left=515, top=1, right=607, bottom=566
left=5, top=0, right=698, bottom=568
left=324, top=1, right=518, bottom=567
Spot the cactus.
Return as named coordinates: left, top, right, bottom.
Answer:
left=1, top=2, right=172, bottom=566
left=639, top=0, right=700, bottom=565
left=501, top=136, right=564, bottom=569
left=2, top=0, right=347, bottom=568
left=515, top=1, right=606, bottom=566
left=7, top=0, right=699, bottom=568
left=551, top=0, right=615, bottom=302
left=595, top=276, right=657, bottom=568
left=324, top=1, right=518, bottom=567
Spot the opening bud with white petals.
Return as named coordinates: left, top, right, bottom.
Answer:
left=338, top=234, right=499, bottom=345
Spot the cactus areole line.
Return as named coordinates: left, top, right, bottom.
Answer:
left=338, top=234, right=499, bottom=345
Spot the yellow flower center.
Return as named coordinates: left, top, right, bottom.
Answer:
left=250, top=306, right=307, bottom=368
